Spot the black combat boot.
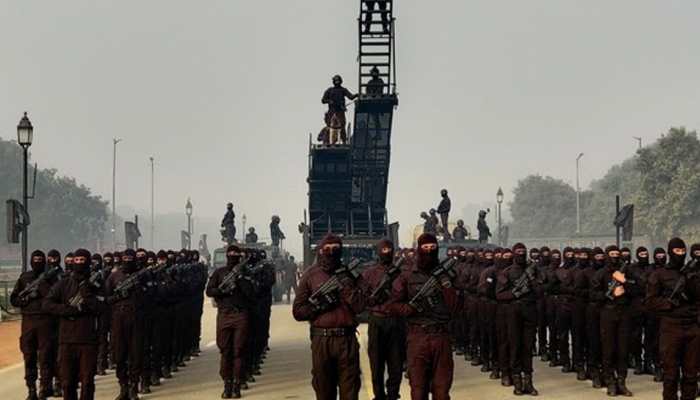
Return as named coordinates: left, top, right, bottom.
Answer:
left=151, top=372, right=161, bottom=387
left=633, top=358, right=644, bottom=375
left=480, top=360, right=492, bottom=372
left=489, top=369, right=500, bottom=380
left=643, top=360, right=654, bottom=375
left=591, top=370, right=603, bottom=388
left=115, top=384, right=129, bottom=400
left=26, top=384, right=38, bottom=400
left=232, top=381, right=242, bottom=399
left=654, top=366, right=663, bottom=382
left=513, top=374, right=524, bottom=396
left=139, top=378, right=151, bottom=394
left=576, top=367, right=587, bottom=381
left=561, top=362, right=573, bottom=374
left=471, top=356, right=482, bottom=367
left=221, top=380, right=233, bottom=399
left=523, top=374, right=539, bottom=396
left=162, top=366, right=173, bottom=379
left=616, top=378, right=632, bottom=397
left=606, top=378, right=618, bottom=397
left=52, top=380, right=63, bottom=397
left=503, top=374, right=513, bottom=387
left=128, top=383, right=140, bottom=400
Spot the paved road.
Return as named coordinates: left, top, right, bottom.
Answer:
left=0, top=302, right=663, bottom=399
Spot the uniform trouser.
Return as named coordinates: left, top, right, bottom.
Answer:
left=96, top=309, right=111, bottom=371
left=629, top=304, right=644, bottom=363
left=173, top=302, right=187, bottom=363
left=505, top=301, right=537, bottom=375
left=406, top=326, right=453, bottom=400
left=555, top=302, right=574, bottom=365
left=368, top=315, right=405, bottom=399
left=112, top=308, right=144, bottom=385
left=585, top=304, right=602, bottom=372
left=150, top=309, right=166, bottom=378
left=659, top=318, right=700, bottom=400
left=159, top=306, right=175, bottom=371
left=496, top=304, right=511, bottom=377
left=311, top=333, right=361, bottom=400
left=643, top=311, right=659, bottom=366
left=141, top=313, right=154, bottom=382
left=546, top=296, right=558, bottom=358
left=480, top=300, right=497, bottom=367
left=195, top=296, right=205, bottom=350
left=20, top=315, right=54, bottom=389
left=246, top=307, right=263, bottom=374
left=600, top=305, right=630, bottom=381
left=217, top=309, right=249, bottom=383
left=50, top=318, right=61, bottom=388
left=467, top=296, right=479, bottom=356
left=571, top=301, right=588, bottom=369
left=439, top=214, right=449, bottom=238
left=59, top=343, right=97, bottom=400
left=536, top=298, right=547, bottom=354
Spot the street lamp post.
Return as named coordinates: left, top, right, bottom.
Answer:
left=576, top=153, right=584, bottom=235
left=185, top=198, right=193, bottom=249
left=150, top=157, right=155, bottom=249
left=496, top=187, right=503, bottom=246
left=112, top=138, right=122, bottom=250
left=242, top=214, right=247, bottom=240
left=17, top=112, right=33, bottom=272
left=633, top=136, right=642, bottom=150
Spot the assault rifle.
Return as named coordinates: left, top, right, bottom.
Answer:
left=668, top=259, right=699, bottom=306
left=308, top=259, right=363, bottom=311
left=18, top=266, right=61, bottom=302
left=112, top=267, right=150, bottom=300
left=370, top=255, right=406, bottom=301
left=217, top=256, right=253, bottom=294
left=512, top=263, right=537, bottom=298
left=408, top=258, right=457, bottom=313
left=605, top=263, right=635, bottom=300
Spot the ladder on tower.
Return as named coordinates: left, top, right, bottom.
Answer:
left=358, top=0, right=396, bottom=95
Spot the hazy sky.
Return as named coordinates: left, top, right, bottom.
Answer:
left=2, top=1, right=700, bottom=254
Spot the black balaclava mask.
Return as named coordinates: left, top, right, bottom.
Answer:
left=635, top=247, right=649, bottom=267
left=501, top=249, right=513, bottom=269
left=318, top=234, right=343, bottom=272
left=539, top=246, right=551, bottom=266
left=563, top=247, right=575, bottom=268
left=620, top=247, right=632, bottom=265
left=167, top=251, right=176, bottom=267
left=416, top=233, right=439, bottom=271
left=691, top=243, right=700, bottom=261
left=226, top=245, right=243, bottom=267
left=529, top=249, right=540, bottom=264
left=47, top=249, right=61, bottom=268
left=653, top=248, right=667, bottom=267
left=122, top=249, right=137, bottom=273
left=605, top=245, right=621, bottom=269
left=30, top=250, right=46, bottom=274
left=146, top=251, right=156, bottom=266
left=667, top=237, right=687, bottom=269
left=592, top=247, right=605, bottom=269
left=578, top=248, right=591, bottom=268
left=550, top=249, right=561, bottom=267
left=377, top=239, right=395, bottom=266
left=135, top=248, right=148, bottom=269
left=72, top=248, right=92, bottom=280
left=456, top=246, right=467, bottom=262
left=513, top=243, right=527, bottom=266
left=91, top=254, right=103, bottom=271
left=103, top=252, right=114, bottom=267
left=483, top=250, right=495, bottom=267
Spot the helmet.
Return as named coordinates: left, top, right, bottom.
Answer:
left=227, top=202, right=233, bottom=209
left=332, top=75, right=343, bottom=85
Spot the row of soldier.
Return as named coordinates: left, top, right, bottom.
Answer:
left=10, top=246, right=271, bottom=400
left=293, top=233, right=700, bottom=400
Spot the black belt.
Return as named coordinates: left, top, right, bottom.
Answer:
left=408, top=323, right=449, bottom=334
left=310, top=327, right=355, bottom=337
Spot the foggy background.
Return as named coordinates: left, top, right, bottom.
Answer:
left=2, top=1, right=700, bottom=257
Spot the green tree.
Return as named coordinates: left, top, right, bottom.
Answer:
left=508, top=175, right=579, bottom=237
left=0, top=136, right=109, bottom=255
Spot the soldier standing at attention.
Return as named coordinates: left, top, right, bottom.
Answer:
left=322, top=75, right=357, bottom=144
left=437, top=189, right=451, bottom=240
left=293, top=234, right=366, bottom=400
left=222, top=203, right=236, bottom=244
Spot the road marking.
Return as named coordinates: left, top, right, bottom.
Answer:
left=357, top=329, right=375, bottom=400
left=206, top=340, right=217, bottom=348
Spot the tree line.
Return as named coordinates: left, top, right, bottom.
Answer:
left=508, top=127, right=700, bottom=245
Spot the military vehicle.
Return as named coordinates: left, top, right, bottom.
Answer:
left=300, top=0, right=400, bottom=268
